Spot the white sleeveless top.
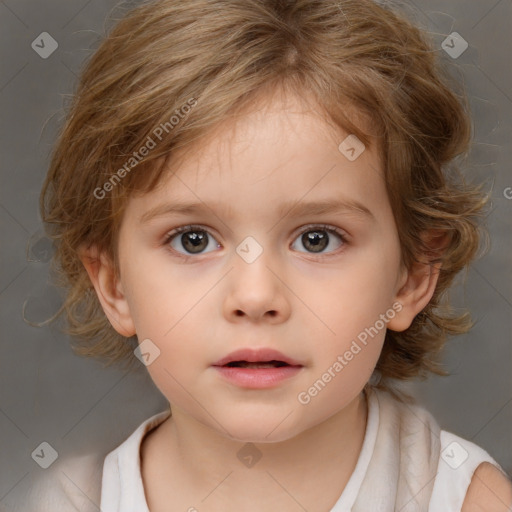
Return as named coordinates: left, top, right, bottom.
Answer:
left=100, top=387, right=503, bottom=511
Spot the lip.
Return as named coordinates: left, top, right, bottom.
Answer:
left=211, top=347, right=304, bottom=389
left=213, top=365, right=303, bottom=388
left=212, top=347, right=303, bottom=367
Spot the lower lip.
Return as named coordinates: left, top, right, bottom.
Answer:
left=212, top=365, right=303, bottom=388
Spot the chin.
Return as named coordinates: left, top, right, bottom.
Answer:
left=221, top=418, right=302, bottom=445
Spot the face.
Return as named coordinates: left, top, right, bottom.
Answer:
left=109, top=89, right=410, bottom=442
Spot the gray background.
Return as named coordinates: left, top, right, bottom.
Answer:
left=1, top=0, right=511, bottom=510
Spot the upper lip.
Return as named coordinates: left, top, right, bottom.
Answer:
left=212, top=348, right=303, bottom=367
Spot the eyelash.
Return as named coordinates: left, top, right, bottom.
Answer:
left=163, top=223, right=349, bottom=259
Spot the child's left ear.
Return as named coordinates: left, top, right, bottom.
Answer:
left=386, top=230, right=449, bottom=332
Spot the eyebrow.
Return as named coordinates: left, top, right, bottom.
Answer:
left=140, top=198, right=375, bottom=224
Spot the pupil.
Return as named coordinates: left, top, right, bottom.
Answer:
left=303, top=231, right=328, bottom=253
left=182, top=231, right=207, bottom=253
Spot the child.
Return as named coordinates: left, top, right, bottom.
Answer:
left=39, top=0, right=512, bottom=510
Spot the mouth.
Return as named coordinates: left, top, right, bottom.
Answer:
left=212, top=351, right=304, bottom=388
left=223, top=360, right=294, bottom=368
left=212, top=347, right=304, bottom=368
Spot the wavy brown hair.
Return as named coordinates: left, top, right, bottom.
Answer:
left=38, top=0, right=490, bottom=402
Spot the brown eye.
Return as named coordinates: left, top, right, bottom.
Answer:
left=301, top=230, right=329, bottom=253
left=178, top=230, right=208, bottom=253
left=165, top=226, right=220, bottom=255
left=291, top=226, right=346, bottom=255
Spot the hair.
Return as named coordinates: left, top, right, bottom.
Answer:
left=38, top=0, right=491, bottom=402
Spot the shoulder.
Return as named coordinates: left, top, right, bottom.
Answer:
left=461, top=462, right=512, bottom=512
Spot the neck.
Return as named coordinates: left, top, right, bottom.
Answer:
left=142, top=389, right=369, bottom=511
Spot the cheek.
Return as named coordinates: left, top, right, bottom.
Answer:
left=302, top=259, right=398, bottom=335
left=293, top=250, right=397, bottom=371
left=122, top=254, right=209, bottom=336
left=295, top=339, right=380, bottom=426
left=138, top=320, right=205, bottom=408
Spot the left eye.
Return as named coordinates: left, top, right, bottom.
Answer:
left=164, top=224, right=347, bottom=257
left=291, top=226, right=346, bottom=255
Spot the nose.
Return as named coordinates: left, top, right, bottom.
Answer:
left=222, top=248, right=291, bottom=324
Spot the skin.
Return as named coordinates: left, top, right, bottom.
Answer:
left=81, top=87, right=446, bottom=511
left=461, top=462, right=512, bottom=512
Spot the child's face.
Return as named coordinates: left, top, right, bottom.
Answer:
left=112, top=89, right=412, bottom=442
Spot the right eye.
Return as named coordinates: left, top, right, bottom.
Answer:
left=164, top=225, right=222, bottom=256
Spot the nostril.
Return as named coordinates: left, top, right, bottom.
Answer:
left=233, top=309, right=277, bottom=317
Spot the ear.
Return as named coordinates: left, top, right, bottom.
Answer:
left=78, top=244, right=136, bottom=337
left=387, top=230, right=448, bottom=332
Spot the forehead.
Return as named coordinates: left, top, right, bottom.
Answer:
left=182, top=86, right=377, bottom=168
left=126, top=88, right=388, bottom=224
